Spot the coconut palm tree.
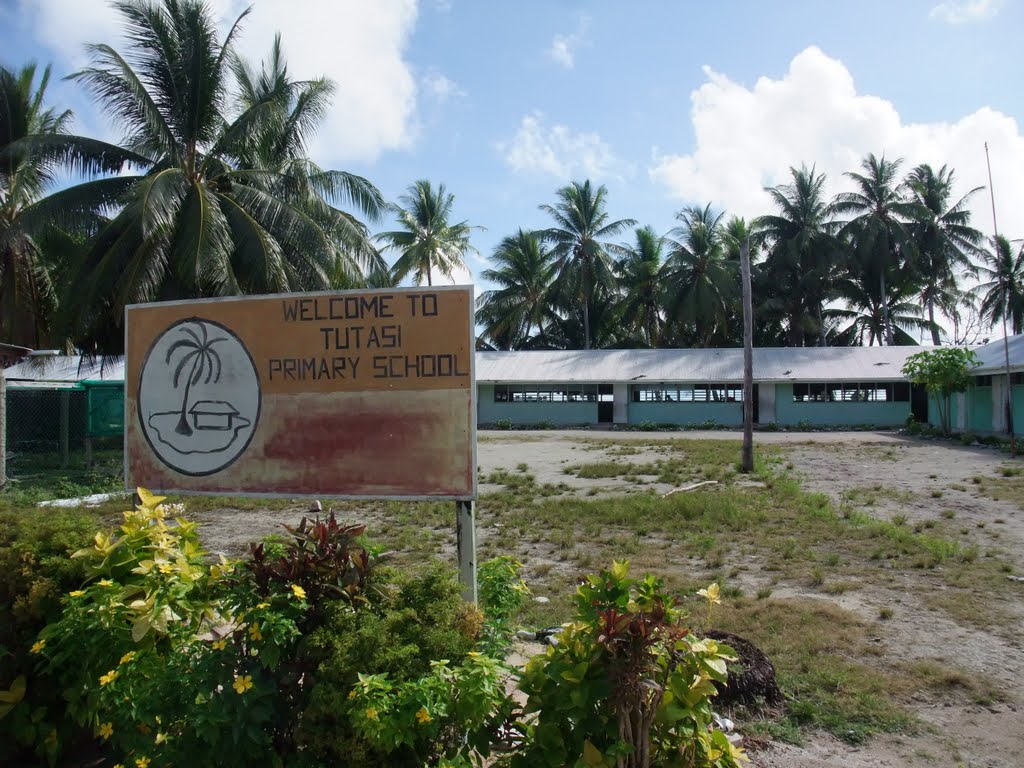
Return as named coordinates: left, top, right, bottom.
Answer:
left=0, top=63, right=75, bottom=348
left=613, top=226, right=666, bottom=347
left=905, top=163, right=984, bottom=344
left=19, top=0, right=386, bottom=354
left=476, top=229, right=557, bottom=349
left=757, top=165, right=843, bottom=346
left=376, top=179, right=478, bottom=287
left=539, top=179, right=636, bottom=349
left=976, top=235, right=1024, bottom=335
left=663, top=204, right=735, bottom=347
left=829, top=274, right=933, bottom=345
left=834, top=154, right=919, bottom=345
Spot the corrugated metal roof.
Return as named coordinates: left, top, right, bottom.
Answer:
left=971, top=335, right=1024, bottom=374
left=4, top=346, right=925, bottom=386
left=3, top=356, right=125, bottom=384
left=477, top=347, right=921, bottom=383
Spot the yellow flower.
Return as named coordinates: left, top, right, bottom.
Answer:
left=416, top=707, right=432, bottom=724
left=114, top=764, right=125, bottom=768
left=697, top=583, right=721, bottom=606
left=212, top=638, right=227, bottom=651
left=30, top=639, right=45, bottom=654
left=365, top=707, right=379, bottom=721
left=256, top=602, right=270, bottom=609
left=119, top=651, right=136, bottom=665
left=99, top=670, right=119, bottom=686
left=157, top=562, right=174, bottom=574
left=291, top=584, right=307, bottom=600
left=155, top=731, right=167, bottom=744
left=347, top=689, right=358, bottom=700
left=249, top=623, right=263, bottom=641
left=69, top=590, right=85, bottom=598
left=98, top=722, right=113, bottom=739
left=233, top=675, right=253, bottom=695
left=136, top=757, right=151, bottom=768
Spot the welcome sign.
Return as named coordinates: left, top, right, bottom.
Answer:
left=125, top=286, right=476, bottom=500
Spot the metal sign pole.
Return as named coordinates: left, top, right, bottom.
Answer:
left=455, top=500, right=478, bottom=604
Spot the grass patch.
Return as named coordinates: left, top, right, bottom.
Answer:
left=710, top=599, right=915, bottom=744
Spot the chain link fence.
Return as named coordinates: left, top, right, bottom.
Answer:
left=3, top=383, right=124, bottom=489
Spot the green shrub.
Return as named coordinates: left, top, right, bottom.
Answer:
left=477, top=556, right=530, bottom=655
left=495, top=418, right=514, bottom=430
left=297, top=562, right=484, bottom=766
left=33, top=491, right=380, bottom=768
left=513, top=563, right=745, bottom=768
left=0, top=506, right=99, bottom=766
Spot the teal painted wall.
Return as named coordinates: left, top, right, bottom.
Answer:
left=969, top=386, right=993, bottom=432
left=628, top=402, right=742, bottom=426
left=477, top=384, right=596, bottom=425
left=774, top=383, right=912, bottom=426
left=1013, top=386, right=1024, bottom=435
left=928, top=392, right=963, bottom=431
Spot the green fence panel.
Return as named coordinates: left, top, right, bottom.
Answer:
left=82, top=381, right=125, bottom=438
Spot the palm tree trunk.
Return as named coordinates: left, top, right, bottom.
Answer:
left=583, top=299, right=591, bottom=350
left=880, top=270, right=893, bottom=345
left=928, top=299, right=941, bottom=345
left=818, top=303, right=827, bottom=347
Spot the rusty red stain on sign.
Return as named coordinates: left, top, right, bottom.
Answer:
left=125, top=287, right=476, bottom=499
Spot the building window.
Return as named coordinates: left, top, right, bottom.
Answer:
left=494, top=384, right=598, bottom=403
left=1011, top=373, right=1024, bottom=386
left=792, top=382, right=910, bottom=403
left=631, top=383, right=742, bottom=403
left=976, top=375, right=993, bottom=387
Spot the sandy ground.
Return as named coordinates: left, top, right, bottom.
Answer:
left=188, top=429, right=1024, bottom=767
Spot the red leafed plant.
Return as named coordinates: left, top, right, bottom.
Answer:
left=247, top=511, right=374, bottom=613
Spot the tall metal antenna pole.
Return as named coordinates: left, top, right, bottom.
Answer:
left=985, top=141, right=1015, bottom=456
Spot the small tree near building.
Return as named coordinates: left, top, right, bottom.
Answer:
left=902, top=347, right=980, bottom=436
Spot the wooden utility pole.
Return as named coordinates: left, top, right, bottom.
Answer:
left=0, top=365, right=6, bottom=489
left=986, top=141, right=1016, bottom=457
left=740, top=239, right=754, bottom=473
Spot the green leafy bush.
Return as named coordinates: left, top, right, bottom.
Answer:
left=297, top=562, right=486, bottom=766
left=478, top=556, right=530, bottom=655
left=32, top=491, right=381, bottom=768
left=349, top=652, right=514, bottom=768
left=33, top=489, right=302, bottom=767
left=513, top=562, right=745, bottom=768
left=0, top=506, right=98, bottom=765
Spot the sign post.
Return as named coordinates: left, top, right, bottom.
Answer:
left=126, top=286, right=478, bottom=593
left=456, top=500, right=477, bottom=603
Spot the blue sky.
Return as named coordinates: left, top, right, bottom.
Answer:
left=2, top=0, right=1023, bottom=291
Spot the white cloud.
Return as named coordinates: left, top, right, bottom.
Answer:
left=929, top=0, right=1004, bottom=23
left=18, top=0, right=420, bottom=164
left=548, top=14, right=591, bottom=69
left=649, top=46, right=1024, bottom=240
left=497, top=112, right=631, bottom=181
left=422, top=69, right=466, bottom=104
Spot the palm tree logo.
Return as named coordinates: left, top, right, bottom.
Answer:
left=139, top=316, right=260, bottom=474
left=165, top=321, right=227, bottom=436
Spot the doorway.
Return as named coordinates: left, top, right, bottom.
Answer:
left=598, top=384, right=613, bottom=422
left=911, top=384, right=928, bottom=423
